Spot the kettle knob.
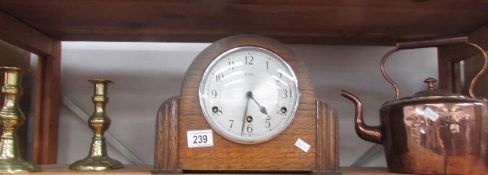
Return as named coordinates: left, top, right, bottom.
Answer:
left=424, top=77, right=437, bottom=90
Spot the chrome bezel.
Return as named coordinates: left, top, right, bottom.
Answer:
left=198, top=46, right=300, bottom=144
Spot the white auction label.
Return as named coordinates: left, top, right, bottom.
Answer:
left=295, top=138, right=311, bottom=153
left=187, top=130, right=214, bottom=148
left=424, top=107, right=439, bottom=121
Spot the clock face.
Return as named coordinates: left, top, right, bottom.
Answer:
left=199, top=46, right=300, bottom=144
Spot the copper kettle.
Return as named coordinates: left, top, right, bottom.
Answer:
left=342, top=37, right=488, bottom=174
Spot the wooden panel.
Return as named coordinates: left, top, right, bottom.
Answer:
left=316, top=101, right=339, bottom=174
left=437, top=25, right=487, bottom=63
left=460, top=25, right=488, bottom=96
left=178, top=35, right=317, bottom=171
left=438, top=54, right=454, bottom=92
left=437, top=25, right=488, bottom=93
left=461, top=26, right=488, bottom=98
left=0, top=10, right=53, bottom=56
left=32, top=40, right=60, bottom=164
left=468, top=25, right=488, bottom=49
left=153, top=97, right=180, bottom=173
left=0, top=1, right=487, bottom=44
left=464, top=55, right=488, bottom=98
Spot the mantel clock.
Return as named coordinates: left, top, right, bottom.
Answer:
left=152, top=35, right=339, bottom=174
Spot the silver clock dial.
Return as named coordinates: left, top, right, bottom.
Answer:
left=199, top=46, right=299, bottom=144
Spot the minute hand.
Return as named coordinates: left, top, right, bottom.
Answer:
left=241, top=92, right=252, bottom=136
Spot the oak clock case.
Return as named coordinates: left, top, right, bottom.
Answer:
left=153, top=35, right=338, bottom=174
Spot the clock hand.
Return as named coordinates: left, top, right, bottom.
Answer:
left=241, top=92, right=252, bottom=136
left=248, top=92, right=269, bottom=116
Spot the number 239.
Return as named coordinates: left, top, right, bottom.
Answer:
left=193, top=135, right=208, bottom=144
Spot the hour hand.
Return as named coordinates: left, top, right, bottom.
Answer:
left=248, top=92, right=269, bottom=116
left=259, top=106, right=268, bottom=115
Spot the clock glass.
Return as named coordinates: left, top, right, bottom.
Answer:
left=199, top=46, right=300, bottom=144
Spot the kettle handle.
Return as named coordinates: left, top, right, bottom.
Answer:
left=380, top=37, right=488, bottom=99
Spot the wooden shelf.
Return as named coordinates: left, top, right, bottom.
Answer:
left=33, top=165, right=399, bottom=175
left=0, top=1, right=487, bottom=45
left=0, top=0, right=486, bottom=166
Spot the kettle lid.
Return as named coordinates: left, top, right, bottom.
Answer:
left=411, top=77, right=454, bottom=97
left=382, top=77, right=485, bottom=107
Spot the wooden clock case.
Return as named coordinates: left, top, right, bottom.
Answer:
left=153, top=35, right=339, bottom=174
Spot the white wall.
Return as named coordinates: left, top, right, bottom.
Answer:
left=58, top=42, right=437, bottom=167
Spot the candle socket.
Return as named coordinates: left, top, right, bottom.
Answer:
left=0, top=67, right=40, bottom=173
left=69, top=79, right=123, bottom=171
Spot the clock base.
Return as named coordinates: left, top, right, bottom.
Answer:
left=151, top=170, right=342, bottom=175
left=314, top=170, right=343, bottom=175
left=151, top=169, right=182, bottom=174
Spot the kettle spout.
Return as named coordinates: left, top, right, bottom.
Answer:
left=341, top=90, right=382, bottom=144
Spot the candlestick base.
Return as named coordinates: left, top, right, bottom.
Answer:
left=0, top=159, right=41, bottom=173
left=69, top=156, right=123, bottom=171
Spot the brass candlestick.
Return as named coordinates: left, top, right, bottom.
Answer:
left=0, top=67, right=40, bottom=173
left=70, top=79, right=123, bottom=171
